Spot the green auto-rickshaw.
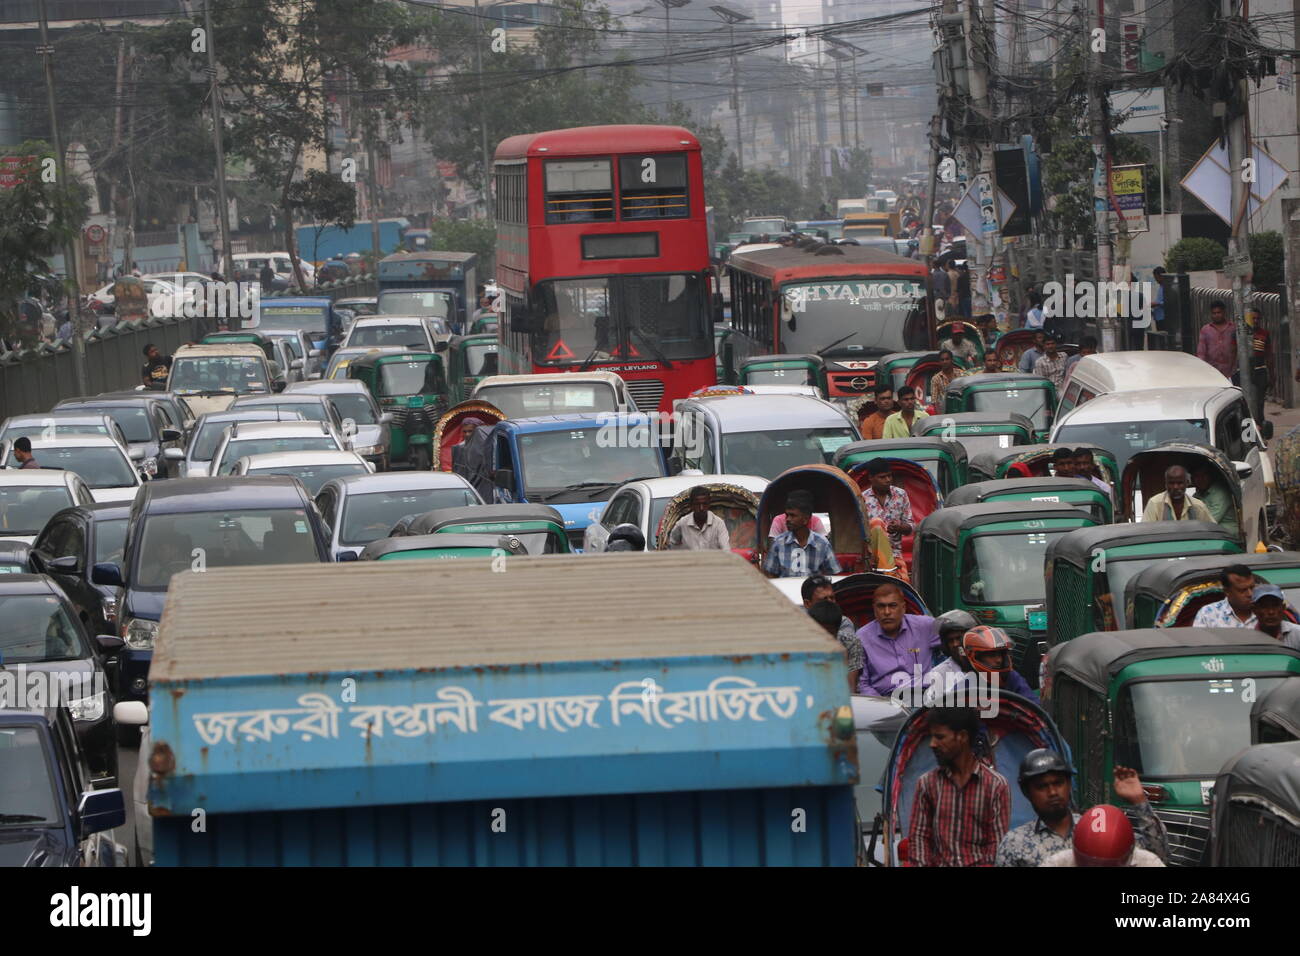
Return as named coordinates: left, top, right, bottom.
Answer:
left=913, top=501, right=1100, bottom=685
left=1045, top=628, right=1300, bottom=865
left=966, top=442, right=1119, bottom=486
left=1251, top=679, right=1300, bottom=744
left=1126, top=551, right=1300, bottom=629
left=943, top=372, right=1058, bottom=443
left=713, top=324, right=759, bottom=386
left=346, top=349, right=449, bottom=471
left=1044, top=522, right=1242, bottom=649
left=832, top=437, right=969, bottom=497
left=877, top=351, right=941, bottom=395
left=470, top=315, right=499, bottom=334
left=446, top=333, right=500, bottom=404
left=404, top=503, right=573, bottom=555
left=912, top=411, right=1035, bottom=462
left=739, top=354, right=827, bottom=397
left=946, top=476, right=1113, bottom=523
left=1211, top=739, right=1300, bottom=866
left=359, top=532, right=530, bottom=561
left=1120, top=442, right=1254, bottom=548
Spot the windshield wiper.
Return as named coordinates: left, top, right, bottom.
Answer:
left=817, top=332, right=859, bottom=356
left=535, top=481, right=621, bottom=501
left=628, top=326, right=674, bottom=370
left=0, top=814, right=50, bottom=824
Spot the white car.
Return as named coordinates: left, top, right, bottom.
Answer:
left=180, top=410, right=308, bottom=478
left=208, top=420, right=346, bottom=477
left=112, top=701, right=153, bottom=866
left=314, top=471, right=483, bottom=560
left=472, top=371, right=637, bottom=419
left=230, top=450, right=374, bottom=495
left=0, top=470, right=95, bottom=544
left=584, top=474, right=769, bottom=552
left=285, top=380, right=392, bottom=469
left=86, top=276, right=187, bottom=314
left=0, top=412, right=129, bottom=451
left=341, top=316, right=439, bottom=353
left=231, top=251, right=315, bottom=284
left=1, top=436, right=143, bottom=503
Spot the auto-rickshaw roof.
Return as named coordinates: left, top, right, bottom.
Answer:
left=1252, top=679, right=1300, bottom=743
left=1125, top=550, right=1300, bottom=599
left=406, top=503, right=566, bottom=536
left=944, top=372, right=1052, bottom=395
left=359, top=532, right=522, bottom=560
left=1123, top=440, right=1237, bottom=477
left=1049, top=628, right=1300, bottom=693
left=879, top=350, right=940, bottom=368
left=1046, top=520, right=1238, bottom=566
left=346, top=349, right=439, bottom=370
left=915, top=411, right=1035, bottom=432
left=945, top=476, right=1106, bottom=508
left=969, top=441, right=1115, bottom=475
left=741, top=353, right=825, bottom=369
left=919, top=500, right=1094, bottom=543
left=832, top=437, right=968, bottom=467
left=1213, top=740, right=1300, bottom=822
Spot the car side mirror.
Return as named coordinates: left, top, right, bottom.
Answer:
left=163, top=447, right=185, bottom=461
left=379, top=412, right=394, bottom=425
left=309, top=349, right=322, bottom=359
left=48, top=555, right=80, bottom=573
left=290, top=359, right=304, bottom=370
left=113, top=700, right=148, bottom=725
left=493, top=467, right=513, bottom=489
left=161, top=428, right=181, bottom=442
left=434, top=340, right=449, bottom=353
left=336, top=551, right=359, bottom=562
left=1233, top=461, right=1254, bottom=480
left=77, top=788, right=125, bottom=838
left=127, top=446, right=145, bottom=461
left=91, top=562, right=123, bottom=586
left=272, top=379, right=287, bottom=393
left=96, top=634, right=125, bottom=652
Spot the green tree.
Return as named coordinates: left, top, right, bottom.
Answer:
left=425, top=219, right=498, bottom=274
left=288, top=170, right=358, bottom=264
left=1165, top=236, right=1227, bottom=272
left=1249, top=231, right=1284, bottom=289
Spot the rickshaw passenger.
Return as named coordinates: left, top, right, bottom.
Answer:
left=762, top=491, right=839, bottom=578
left=980, top=351, right=1002, bottom=374
left=882, top=385, right=929, bottom=439
left=1141, top=465, right=1214, bottom=524
left=1190, top=462, right=1239, bottom=539
left=1075, top=447, right=1111, bottom=496
left=929, top=624, right=1036, bottom=701
left=860, top=459, right=911, bottom=564
left=1250, top=583, right=1300, bottom=650
left=996, top=754, right=1169, bottom=867
left=929, top=350, right=958, bottom=408
left=856, top=581, right=940, bottom=695
left=1050, top=447, right=1074, bottom=478
left=803, top=575, right=863, bottom=691
left=1192, top=563, right=1257, bottom=628
left=938, top=327, right=978, bottom=367
left=1017, top=331, right=1047, bottom=373
left=1040, top=805, right=1165, bottom=867
left=858, top=385, right=895, bottom=441
left=908, top=706, right=1010, bottom=867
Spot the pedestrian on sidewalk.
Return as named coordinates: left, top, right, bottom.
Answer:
left=1196, top=302, right=1237, bottom=379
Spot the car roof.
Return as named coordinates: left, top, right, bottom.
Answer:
left=4, top=412, right=115, bottom=424
left=227, top=421, right=332, bottom=438
left=23, top=434, right=125, bottom=449
left=499, top=412, right=656, bottom=432
left=1054, top=387, right=1224, bottom=425
left=139, top=475, right=313, bottom=513
left=620, top=474, right=769, bottom=498
left=232, top=395, right=331, bottom=407
left=1046, top=520, right=1236, bottom=564
left=285, top=380, right=369, bottom=395
left=948, top=372, right=1052, bottom=390
left=945, top=476, right=1106, bottom=505
left=1068, top=351, right=1232, bottom=390
left=327, top=471, right=475, bottom=495
left=1050, top=628, right=1300, bottom=692
left=682, top=394, right=854, bottom=431
left=917, top=411, right=1035, bottom=430
left=263, top=296, right=330, bottom=307
left=174, top=344, right=267, bottom=359
left=476, top=371, right=625, bottom=388
left=195, top=410, right=305, bottom=427
left=350, top=316, right=431, bottom=326
left=55, top=395, right=153, bottom=409
left=0, top=470, right=79, bottom=487
left=0, top=572, right=58, bottom=596
left=239, top=451, right=365, bottom=469
left=360, top=533, right=516, bottom=559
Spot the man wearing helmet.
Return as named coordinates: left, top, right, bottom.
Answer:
left=928, top=620, right=1037, bottom=701
left=1040, top=804, right=1165, bottom=867
left=996, top=750, right=1169, bottom=867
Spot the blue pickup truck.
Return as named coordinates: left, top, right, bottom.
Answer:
left=489, top=414, right=669, bottom=550
left=132, top=552, right=859, bottom=866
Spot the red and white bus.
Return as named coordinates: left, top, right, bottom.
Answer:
left=493, top=125, right=717, bottom=413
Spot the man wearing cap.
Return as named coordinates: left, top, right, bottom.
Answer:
left=937, top=328, right=979, bottom=368
left=1251, top=583, right=1300, bottom=650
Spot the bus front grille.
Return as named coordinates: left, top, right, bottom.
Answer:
left=625, top=379, right=665, bottom=412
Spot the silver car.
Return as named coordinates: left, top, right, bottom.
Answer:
left=229, top=394, right=348, bottom=442
left=1, top=435, right=143, bottom=504
left=314, top=471, right=482, bottom=559
left=208, top=420, right=346, bottom=477
left=230, top=450, right=373, bottom=496
left=0, top=470, right=96, bottom=545
left=0, top=412, right=130, bottom=451
left=284, top=379, right=392, bottom=469
left=180, top=410, right=308, bottom=478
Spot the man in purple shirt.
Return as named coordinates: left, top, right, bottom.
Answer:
left=856, top=581, right=941, bottom=696
left=1196, top=303, right=1238, bottom=380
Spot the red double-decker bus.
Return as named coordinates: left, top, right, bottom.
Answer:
left=493, top=125, right=716, bottom=413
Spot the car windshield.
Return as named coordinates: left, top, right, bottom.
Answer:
left=250, top=464, right=368, bottom=496
left=962, top=530, right=1068, bottom=604
left=14, top=447, right=136, bottom=488
left=474, top=382, right=618, bottom=418
left=258, top=306, right=327, bottom=335
left=94, top=518, right=128, bottom=566
left=464, top=342, right=499, bottom=376
left=780, top=278, right=928, bottom=356
left=971, top=387, right=1052, bottom=431
left=1119, top=676, right=1290, bottom=777
left=1055, top=419, right=1211, bottom=473
left=350, top=324, right=429, bottom=348
left=319, top=393, right=376, bottom=425
left=377, top=291, right=453, bottom=318
left=0, top=727, right=60, bottom=826
left=518, top=429, right=663, bottom=503
left=745, top=367, right=817, bottom=387
left=0, top=594, right=87, bottom=662
left=67, top=406, right=151, bottom=443
left=721, top=428, right=857, bottom=480
left=379, top=359, right=444, bottom=397
left=217, top=437, right=338, bottom=474
left=169, top=356, right=270, bottom=395
left=0, top=485, right=75, bottom=535
left=340, top=487, right=479, bottom=545
left=134, top=509, right=321, bottom=588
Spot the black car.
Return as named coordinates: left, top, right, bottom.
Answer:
left=0, top=705, right=126, bottom=866
left=53, top=394, right=187, bottom=479
left=91, top=476, right=333, bottom=721
left=0, top=574, right=121, bottom=785
left=30, top=502, right=130, bottom=636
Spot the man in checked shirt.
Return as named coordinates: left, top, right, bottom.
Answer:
left=908, top=707, right=1010, bottom=866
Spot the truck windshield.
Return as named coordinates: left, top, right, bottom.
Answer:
left=962, top=530, right=1069, bottom=604
left=0, top=727, right=60, bottom=826
left=532, top=273, right=712, bottom=365
left=378, top=291, right=452, bottom=318
left=971, top=388, right=1051, bottom=431
left=0, top=485, right=75, bottom=535
left=14, top=446, right=137, bottom=489
left=340, top=487, right=479, bottom=545
left=780, top=278, right=927, bottom=356
left=1118, top=676, right=1290, bottom=777
left=721, top=428, right=857, bottom=480
left=134, top=509, right=321, bottom=589
left=518, top=429, right=663, bottom=503
left=170, top=357, right=270, bottom=395
left=474, top=382, right=618, bottom=418
left=1054, top=419, right=1210, bottom=473
left=0, top=594, right=87, bottom=662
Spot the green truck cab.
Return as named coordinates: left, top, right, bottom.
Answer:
left=1126, top=551, right=1300, bottom=629
left=1044, top=523, right=1243, bottom=649
left=946, top=476, right=1113, bottom=523
left=912, top=411, right=1035, bottom=461
left=832, top=438, right=968, bottom=496
left=914, top=501, right=1100, bottom=685
left=1044, top=628, right=1300, bottom=865
left=346, top=350, right=449, bottom=471
left=943, top=373, right=1057, bottom=442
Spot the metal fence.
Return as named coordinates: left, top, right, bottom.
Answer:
left=1188, top=287, right=1292, bottom=407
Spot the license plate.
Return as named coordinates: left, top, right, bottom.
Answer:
left=1027, top=608, right=1048, bottom=631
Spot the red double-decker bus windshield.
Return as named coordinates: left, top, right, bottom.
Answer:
left=493, top=125, right=717, bottom=412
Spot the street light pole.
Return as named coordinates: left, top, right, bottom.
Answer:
left=654, top=0, right=691, bottom=111
left=710, top=5, right=752, bottom=171
left=203, top=0, right=235, bottom=281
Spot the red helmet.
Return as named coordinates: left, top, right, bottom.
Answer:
left=1072, top=805, right=1134, bottom=866
left=962, top=626, right=1013, bottom=675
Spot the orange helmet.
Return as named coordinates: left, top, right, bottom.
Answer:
left=962, top=626, right=1013, bottom=675
left=1072, top=805, right=1135, bottom=866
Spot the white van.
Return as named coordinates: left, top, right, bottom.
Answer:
left=1058, top=351, right=1230, bottom=417
left=232, top=252, right=316, bottom=284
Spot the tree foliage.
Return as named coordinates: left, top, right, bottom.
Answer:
left=1248, top=230, right=1284, bottom=289
left=1165, top=236, right=1227, bottom=272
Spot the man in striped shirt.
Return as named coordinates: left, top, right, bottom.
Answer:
left=908, top=707, right=1011, bottom=866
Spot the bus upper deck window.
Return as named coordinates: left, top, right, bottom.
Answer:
left=545, top=159, right=614, bottom=224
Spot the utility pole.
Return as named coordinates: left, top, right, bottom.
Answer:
left=1225, top=0, right=1256, bottom=411
left=964, top=0, right=1002, bottom=324
left=473, top=0, right=494, bottom=219
left=37, top=0, right=87, bottom=394
left=826, top=48, right=850, bottom=147
left=655, top=0, right=692, bottom=111
left=367, top=136, right=382, bottom=264
left=710, top=6, right=751, bottom=172
left=1088, top=0, right=1116, bottom=350
left=203, top=0, right=235, bottom=280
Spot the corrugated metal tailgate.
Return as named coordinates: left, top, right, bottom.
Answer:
left=148, top=552, right=856, bottom=817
